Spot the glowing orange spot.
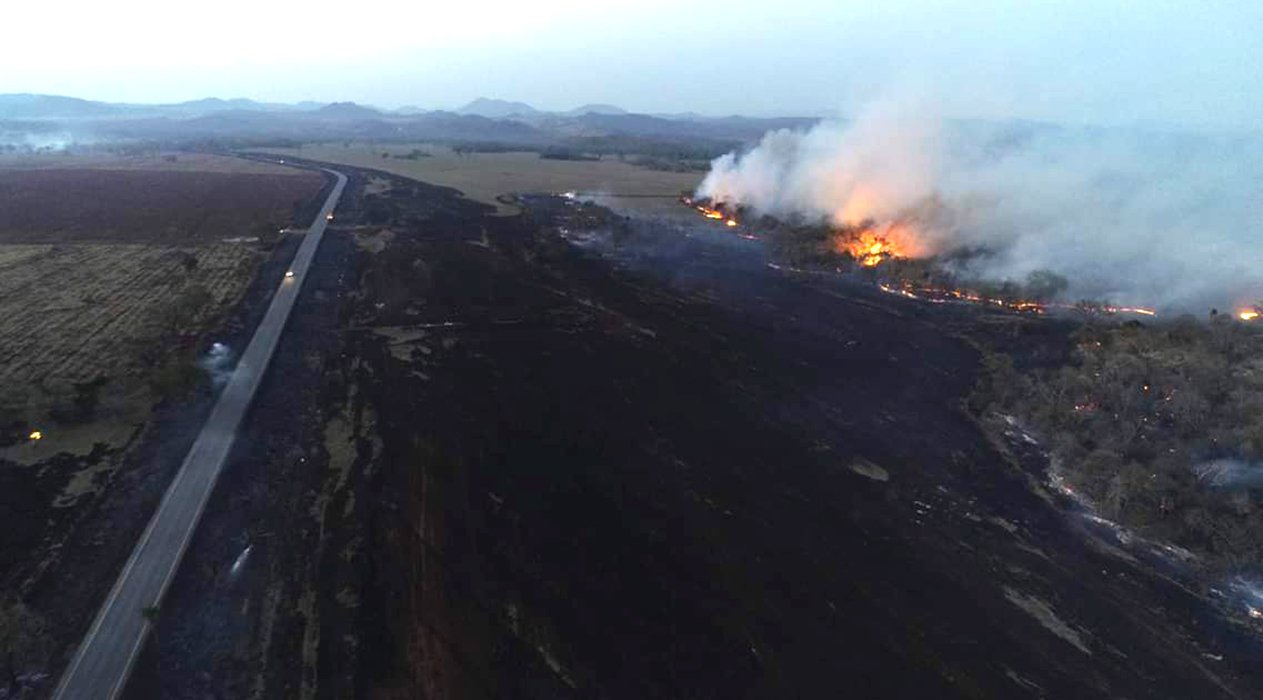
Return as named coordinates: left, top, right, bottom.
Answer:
left=1113, top=307, right=1157, bottom=317
left=1239, top=309, right=1260, bottom=321
left=688, top=201, right=741, bottom=227
left=837, top=229, right=899, bottom=267
left=28, top=430, right=42, bottom=441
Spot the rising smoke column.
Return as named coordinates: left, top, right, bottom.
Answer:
left=700, top=100, right=941, bottom=229
left=696, top=99, right=1263, bottom=310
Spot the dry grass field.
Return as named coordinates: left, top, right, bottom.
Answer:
left=0, top=156, right=324, bottom=461
left=258, top=143, right=703, bottom=215
left=0, top=242, right=262, bottom=462
left=0, top=243, right=259, bottom=386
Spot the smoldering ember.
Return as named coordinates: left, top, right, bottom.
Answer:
left=4, top=8, right=1263, bottom=696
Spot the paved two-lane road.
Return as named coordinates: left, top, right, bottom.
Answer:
left=53, top=167, right=347, bottom=700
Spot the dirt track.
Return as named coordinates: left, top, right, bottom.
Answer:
left=125, top=166, right=1263, bottom=699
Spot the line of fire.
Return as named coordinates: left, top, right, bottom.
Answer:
left=680, top=195, right=1261, bottom=322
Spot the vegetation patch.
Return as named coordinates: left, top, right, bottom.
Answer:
left=975, top=313, right=1263, bottom=570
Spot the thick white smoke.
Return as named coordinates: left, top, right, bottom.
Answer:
left=698, top=100, right=1263, bottom=310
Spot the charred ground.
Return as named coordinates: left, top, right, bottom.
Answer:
left=120, top=162, right=1263, bottom=699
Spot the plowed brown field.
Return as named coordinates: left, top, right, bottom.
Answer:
left=0, top=167, right=322, bottom=244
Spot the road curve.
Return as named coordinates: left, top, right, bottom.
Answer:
left=53, top=167, right=347, bottom=700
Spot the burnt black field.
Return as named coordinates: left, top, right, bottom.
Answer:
left=129, top=166, right=1263, bottom=699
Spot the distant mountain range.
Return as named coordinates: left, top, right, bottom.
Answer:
left=0, top=93, right=729, bottom=122
left=0, top=94, right=129, bottom=119
left=0, top=93, right=824, bottom=155
left=456, top=98, right=538, bottom=118
left=453, top=98, right=627, bottom=118
left=567, top=104, right=628, bottom=116
left=0, top=93, right=313, bottom=119
left=314, top=101, right=384, bottom=119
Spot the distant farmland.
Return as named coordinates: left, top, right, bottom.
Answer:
left=0, top=160, right=321, bottom=244
left=0, top=152, right=303, bottom=175
left=259, top=143, right=704, bottom=215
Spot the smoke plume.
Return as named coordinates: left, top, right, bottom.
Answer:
left=199, top=341, right=235, bottom=388
left=1195, top=459, right=1263, bottom=490
left=697, top=99, right=1263, bottom=309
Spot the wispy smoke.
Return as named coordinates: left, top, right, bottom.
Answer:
left=199, top=341, right=235, bottom=388
left=698, top=99, right=1263, bottom=309
left=0, top=123, right=79, bottom=151
left=1195, top=459, right=1263, bottom=490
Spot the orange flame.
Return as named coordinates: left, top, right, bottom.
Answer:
left=877, top=282, right=1157, bottom=318
left=834, top=222, right=920, bottom=267
left=683, top=197, right=743, bottom=228
left=681, top=198, right=1169, bottom=318
left=1239, top=308, right=1260, bottom=321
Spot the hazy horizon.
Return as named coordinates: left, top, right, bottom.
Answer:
left=7, top=0, right=1261, bottom=130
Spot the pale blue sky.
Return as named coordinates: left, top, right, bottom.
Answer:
left=6, top=0, right=1261, bottom=128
